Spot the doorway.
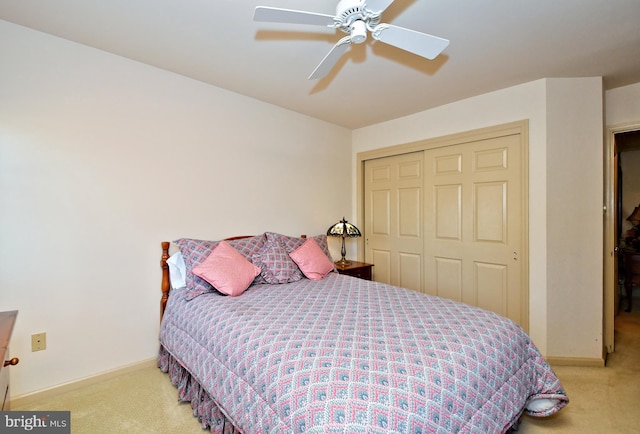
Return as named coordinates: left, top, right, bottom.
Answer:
left=604, top=123, right=640, bottom=354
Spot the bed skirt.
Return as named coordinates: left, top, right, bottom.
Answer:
left=158, top=345, right=242, bottom=434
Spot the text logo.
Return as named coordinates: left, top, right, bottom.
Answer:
left=0, top=412, right=70, bottom=433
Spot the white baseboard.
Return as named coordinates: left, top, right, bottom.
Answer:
left=10, top=358, right=157, bottom=409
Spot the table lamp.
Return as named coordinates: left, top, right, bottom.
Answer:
left=327, top=217, right=361, bottom=266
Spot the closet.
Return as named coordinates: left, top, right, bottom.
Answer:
left=359, top=121, right=528, bottom=329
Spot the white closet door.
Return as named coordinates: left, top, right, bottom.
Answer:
left=424, top=133, right=525, bottom=327
left=364, top=152, right=424, bottom=292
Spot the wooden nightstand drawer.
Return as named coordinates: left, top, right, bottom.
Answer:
left=335, top=261, right=374, bottom=281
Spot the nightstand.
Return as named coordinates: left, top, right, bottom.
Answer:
left=335, top=261, right=374, bottom=280
left=1, top=310, right=19, bottom=411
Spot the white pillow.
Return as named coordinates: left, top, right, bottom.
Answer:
left=526, top=398, right=560, bottom=413
left=167, top=251, right=186, bottom=289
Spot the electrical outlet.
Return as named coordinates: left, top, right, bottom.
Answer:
left=32, top=332, right=46, bottom=352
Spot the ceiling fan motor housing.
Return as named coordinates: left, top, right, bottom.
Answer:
left=336, top=0, right=381, bottom=33
left=336, top=0, right=364, bottom=22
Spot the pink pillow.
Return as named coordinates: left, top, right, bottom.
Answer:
left=192, top=241, right=261, bottom=296
left=175, top=234, right=266, bottom=299
left=289, top=237, right=335, bottom=280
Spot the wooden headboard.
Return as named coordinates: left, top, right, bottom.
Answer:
left=160, top=235, right=306, bottom=321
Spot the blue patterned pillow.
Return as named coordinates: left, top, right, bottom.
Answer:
left=253, top=233, right=303, bottom=284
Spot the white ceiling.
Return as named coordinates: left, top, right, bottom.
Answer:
left=2, top=0, right=640, bottom=129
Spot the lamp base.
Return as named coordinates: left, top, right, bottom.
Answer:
left=335, top=258, right=352, bottom=266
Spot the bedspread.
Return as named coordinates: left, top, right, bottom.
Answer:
left=159, top=273, right=567, bottom=433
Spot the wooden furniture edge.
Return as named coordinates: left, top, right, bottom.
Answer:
left=334, top=260, right=374, bottom=271
left=1, top=311, right=19, bottom=410
left=160, top=242, right=170, bottom=322
left=546, top=356, right=605, bottom=368
left=0, top=311, right=18, bottom=368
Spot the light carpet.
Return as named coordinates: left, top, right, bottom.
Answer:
left=13, top=294, right=640, bottom=433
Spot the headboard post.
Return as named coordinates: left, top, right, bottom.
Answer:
left=160, top=241, right=170, bottom=321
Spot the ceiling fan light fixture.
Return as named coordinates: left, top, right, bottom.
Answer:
left=350, top=20, right=367, bottom=44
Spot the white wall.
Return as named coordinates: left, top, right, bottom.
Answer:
left=0, top=21, right=351, bottom=397
left=545, top=79, right=603, bottom=358
left=606, top=82, right=640, bottom=127
left=352, top=78, right=605, bottom=360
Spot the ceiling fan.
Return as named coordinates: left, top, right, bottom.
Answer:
left=253, top=0, right=449, bottom=80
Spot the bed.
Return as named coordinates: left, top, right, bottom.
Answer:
left=158, top=232, right=568, bottom=433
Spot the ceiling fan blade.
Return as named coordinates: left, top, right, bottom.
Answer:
left=308, top=36, right=352, bottom=80
left=364, top=0, right=396, bottom=15
left=372, top=24, right=449, bottom=60
left=253, top=6, right=336, bottom=27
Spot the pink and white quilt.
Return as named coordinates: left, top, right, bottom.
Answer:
left=159, top=273, right=568, bottom=433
